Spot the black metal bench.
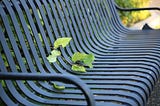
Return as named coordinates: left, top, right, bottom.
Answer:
left=0, top=0, right=160, bottom=106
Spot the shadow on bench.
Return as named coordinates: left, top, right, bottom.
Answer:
left=0, top=0, right=160, bottom=106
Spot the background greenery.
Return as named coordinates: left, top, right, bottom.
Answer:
left=115, top=0, right=151, bottom=27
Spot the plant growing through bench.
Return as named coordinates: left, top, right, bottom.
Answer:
left=72, top=52, right=95, bottom=73
left=47, top=37, right=95, bottom=89
left=47, top=37, right=72, bottom=63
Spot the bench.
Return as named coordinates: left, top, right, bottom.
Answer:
left=0, top=0, right=160, bottom=106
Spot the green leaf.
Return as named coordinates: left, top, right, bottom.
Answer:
left=54, top=37, right=72, bottom=49
left=53, top=83, right=65, bottom=90
left=72, top=64, right=86, bottom=73
left=0, top=80, right=5, bottom=87
left=71, top=52, right=87, bottom=63
left=72, top=52, right=95, bottom=68
left=47, top=50, right=61, bottom=63
left=83, top=54, right=95, bottom=68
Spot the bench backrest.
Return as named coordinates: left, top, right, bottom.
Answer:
left=0, top=0, right=121, bottom=74
left=0, top=0, right=122, bottom=105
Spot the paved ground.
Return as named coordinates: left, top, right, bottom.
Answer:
left=147, top=78, right=160, bottom=106
left=131, top=0, right=160, bottom=29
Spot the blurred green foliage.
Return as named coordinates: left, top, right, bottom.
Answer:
left=115, top=0, right=151, bottom=27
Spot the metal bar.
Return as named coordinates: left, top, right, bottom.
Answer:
left=0, top=72, right=96, bottom=106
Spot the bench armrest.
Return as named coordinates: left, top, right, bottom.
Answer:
left=115, top=4, right=160, bottom=11
left=0, top=72, right=95, bottom=106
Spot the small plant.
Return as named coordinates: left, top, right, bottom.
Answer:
left=71, top=52, right=95, bottom=73
left=47, top=37, right=95, bottom=90
left=47, top=37, right=71, bottom=90
left=53, top=83, right=65, bottom=90
left=47, top=37, right=72, bottom=63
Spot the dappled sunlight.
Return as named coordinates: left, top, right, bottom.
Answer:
left=115, top=0, right=151, bottom=27
left=149, top=16, right=160, bottom=29
left=131, top=0, right=160, bottom=30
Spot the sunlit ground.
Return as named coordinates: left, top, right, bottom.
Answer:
left=151, top=16, right=160, bottom=29
left=130, top=11, right=160, bottom=30
left=130, top=0, right=160, bottom=30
